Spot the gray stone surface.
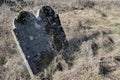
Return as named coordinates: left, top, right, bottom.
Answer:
left=13, top=6, right=68, bottom=75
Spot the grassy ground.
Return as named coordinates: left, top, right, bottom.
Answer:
left=0, top=0, right=120, bottom=80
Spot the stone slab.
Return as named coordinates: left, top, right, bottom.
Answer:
left=12, top=6, right=68, bottom=78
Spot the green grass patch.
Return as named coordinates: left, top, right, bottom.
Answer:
left=114, top=23, right=120, bottom=27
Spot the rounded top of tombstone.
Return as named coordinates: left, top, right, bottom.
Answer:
left=39, top=6, right=55, bottom=17
left=15, top=11, right=36, bottom=25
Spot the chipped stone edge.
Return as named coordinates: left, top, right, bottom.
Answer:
left=12, top=17, right=34, bottom=79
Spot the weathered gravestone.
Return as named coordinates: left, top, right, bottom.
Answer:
left=12, top=6, right=68, bottom=77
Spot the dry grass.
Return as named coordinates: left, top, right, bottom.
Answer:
left=0, top=0, right=120, bottom=80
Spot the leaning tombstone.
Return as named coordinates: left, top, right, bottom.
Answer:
left=12, top=6, right=68, bottom=78
left=38, top=6, right=69, bottom=51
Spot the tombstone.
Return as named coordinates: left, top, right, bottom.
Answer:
left=12, top=6, right=68, bottom=78
left=38, top=6, right=68, bottom=51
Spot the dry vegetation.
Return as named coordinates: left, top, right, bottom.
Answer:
left=0, top=0, right=120, bottom=80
